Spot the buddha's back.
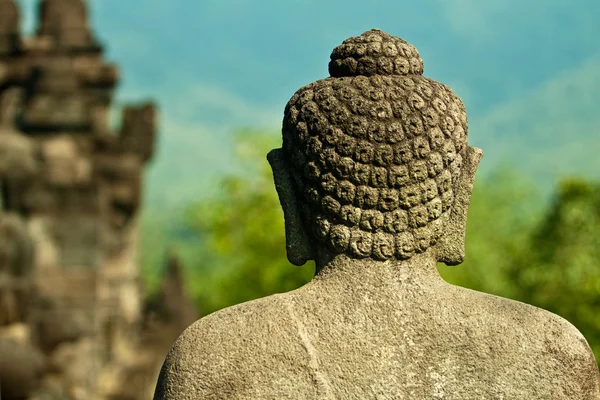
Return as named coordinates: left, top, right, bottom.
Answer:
left=154, top=29, right=600, bottom=399
left=156, top=258, right=600, bottom=399
left=296, top=274, right=599, bottom=398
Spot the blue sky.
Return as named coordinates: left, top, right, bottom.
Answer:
left=17, top=0, right=600, bottom=209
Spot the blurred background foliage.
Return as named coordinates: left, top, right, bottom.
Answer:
left=140, top=129, right=600, bottom=364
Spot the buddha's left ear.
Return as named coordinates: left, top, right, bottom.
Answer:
left=435, top=145, right=483, bottom=266
left=267, top=148, right=316, bottom=266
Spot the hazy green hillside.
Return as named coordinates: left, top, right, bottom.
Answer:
left=471, top=57, right=600, bottom=188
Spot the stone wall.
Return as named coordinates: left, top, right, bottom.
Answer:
left=0, top=1, right=186, bottom=399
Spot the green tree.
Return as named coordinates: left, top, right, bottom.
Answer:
left=512, top=179, right=600, bottom=359
left=185, top=129, right=313, bottom=315
left=439, top=166, right=542, bottom=299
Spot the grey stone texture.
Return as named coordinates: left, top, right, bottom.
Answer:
left=0, top=1, right=197, bottom=399
left=37, top=0, right=98, bottom=50
left=0, top=0, right=20, bottom=55
left=155, top=29, right=600, bottom=399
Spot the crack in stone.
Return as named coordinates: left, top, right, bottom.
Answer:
left=284, top=296, right=336, bottom=400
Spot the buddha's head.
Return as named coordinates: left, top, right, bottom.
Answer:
left=268, top=29, right=482, bottom=268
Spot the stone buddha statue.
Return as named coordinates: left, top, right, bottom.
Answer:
left=154, top=30, right=600, bottom=399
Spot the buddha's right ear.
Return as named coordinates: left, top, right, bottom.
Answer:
left=436, top=145, right=483, bottom=266
left=267, top=148, right=316, bottom=266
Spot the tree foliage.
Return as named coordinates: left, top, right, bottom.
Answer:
left=439, top=166, right=543, bottom=299
left=513, top=180, right=600, bottom=357
left=441, top=175, right=600, bottom=364
left=184, top=130, right=313, bottom=314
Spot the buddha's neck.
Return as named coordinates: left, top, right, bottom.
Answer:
left=313, top=250, right=444, bottom=289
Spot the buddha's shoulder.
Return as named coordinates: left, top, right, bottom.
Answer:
left=154, top=292, right=318, bottom=399
left=450, top=285, right=589, bottom=346
left=445, top=285, right=600, bottom=392
left=172, top=291, right=296, bottom=349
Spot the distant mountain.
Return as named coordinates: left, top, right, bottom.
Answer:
left=471, top=57, right=600, bottom=190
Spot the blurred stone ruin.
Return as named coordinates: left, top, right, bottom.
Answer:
left=0, top=1, right=198, bottom=399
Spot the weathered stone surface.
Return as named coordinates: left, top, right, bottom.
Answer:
left=0, top=211, right=44, bottom=398
left=22, top=61, right=93, bottom=132
left=0, top=0, right=19, bottom=35
left=0, top=0, right=20, bottom=55
left=52, top=213, right=102, bottom=267
left=120, top=103, right=158, bottom=163
left=146, top=252, right=199, bottom=335
left=37, top=0, right=97, bottom=50
left=41, top=135, right=95, bottom=186
left=0, top=1, right=176, bottom=398
left=0, top=212, right=35, bottom=325
left=0, top=336, right=46, bottom=398
left=0, top=88, right=40, bottom=181
left=155, top=29, right=600, bottom=399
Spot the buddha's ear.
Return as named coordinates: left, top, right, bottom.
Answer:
left=436, top=146, right=483, bottom=266
left=267, top=148, right=316, bottom=266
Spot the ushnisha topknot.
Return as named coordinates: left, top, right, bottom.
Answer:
left=328, top=29, right=425, bottom=78
left=282, top=29, right=468, bottom=261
